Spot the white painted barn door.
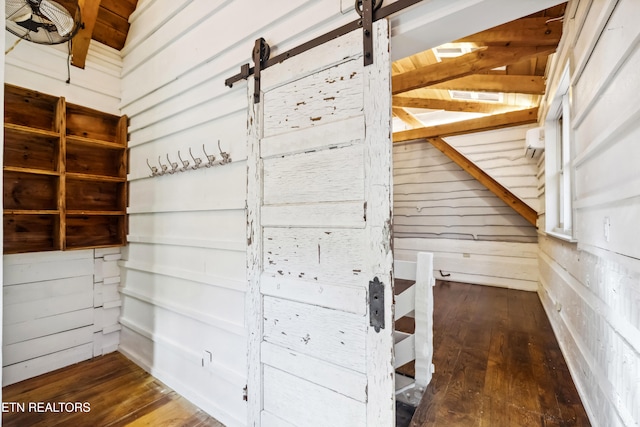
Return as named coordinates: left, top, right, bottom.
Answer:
left=246, top=19, right=394, bottom=427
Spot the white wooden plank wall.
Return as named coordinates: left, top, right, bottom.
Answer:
left=93, top=248, right=123, bottom=357
left=444, top=125, right=540, bottom=212
left=3, top=35, right=125, bottom=386
left=2, top=248, right=122, bottom=386
left=120, top=2, right=361, bottom=426
left=393, top=125, right=539, bottom=289
left=394, top=238, right=538, bottom=291
left=4, top=33, right=122, bottom=114
left=537, top=1, right=640, bottom=426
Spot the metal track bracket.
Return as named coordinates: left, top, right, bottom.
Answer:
left=361, top=0, right=374, bottom=66
left=224, top=0, right=425, bottom=88
left=252, top=38, right=270, bottom=104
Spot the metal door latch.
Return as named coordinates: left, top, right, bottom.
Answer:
left=369, top=276, right=385, bottom=332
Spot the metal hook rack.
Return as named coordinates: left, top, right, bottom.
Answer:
left=146, top=141, right=232, bottom=177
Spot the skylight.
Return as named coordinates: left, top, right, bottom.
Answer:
left=449, top=90, right=503, bottom=102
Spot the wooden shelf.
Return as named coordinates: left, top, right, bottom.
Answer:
left=66, top=134, right=126, bottom=149
left=66, top=172, right=126, bottom=182
left=66, top=215, right=126, bottom=249
left=4, top=123, right=60, bottom=138
left=66, top=103, right=123, bottom=142
left=4, top=84, right=60, bottom=133
left=3, top=84, right=128, bottom=254
left=3, top=166, right=60, bottom=176
left=67, top=210, right=126, bottom=216
left=4, top=209, right=59, bottom=215
left=4, top=125, right=60, bottom=173
left=4, top=213, right=60, bottom=254
left=66, top=177, right=125, bottom=212
left=4, top=171, right=59, bottom=211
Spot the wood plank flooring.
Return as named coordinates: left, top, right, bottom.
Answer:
left=3, top=281, right=590, bottom=427
left=2, top=352, right=224, bottom=427
left=399, top=281, right=591, bottom=427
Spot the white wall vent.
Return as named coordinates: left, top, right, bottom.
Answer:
left=524, top=127, right=545, bottom=158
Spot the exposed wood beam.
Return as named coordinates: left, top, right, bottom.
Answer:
left=426, top=137, right=537, bottom=226
left=392, top=107, right=424, bottom=129
left=71, top=0, right=102, bottom=69
left=393, top=46, right=555, bottom=95
left=430, top=74, right=546, bottom=95
left=393, top=97, right=517, bottom=114
left=393, top=108, right=538, bottom=143
left=455, top=17, right=563, bottom=47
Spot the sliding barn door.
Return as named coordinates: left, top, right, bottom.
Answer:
left=246, top=20, right=394, bottom=427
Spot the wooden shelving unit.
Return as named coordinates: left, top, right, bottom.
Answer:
left=3, top=84, right=128, bottom=254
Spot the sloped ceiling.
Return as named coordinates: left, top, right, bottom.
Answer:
left=392, top=4, right=566, bottom=129
left=57, top=0, right=138, bottom=67
left=392, top=4, right=567, bottom=227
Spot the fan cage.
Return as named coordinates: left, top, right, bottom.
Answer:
left=5, top=1, right=82, bottom=45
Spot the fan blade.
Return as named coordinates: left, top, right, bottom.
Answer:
left=6, top=0, right=32, bottom=22
left=38, top=0, right=74, bottom=36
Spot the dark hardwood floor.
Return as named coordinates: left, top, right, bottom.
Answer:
left=2, top=352, right=224, bottom=427
left=3, top=281, right=590, bottom=427
left=399, top=280, right=591, bottom=427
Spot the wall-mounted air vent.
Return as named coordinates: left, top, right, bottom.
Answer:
left=524, top=127, right=545, bottom=158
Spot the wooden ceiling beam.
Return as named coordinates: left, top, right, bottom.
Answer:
left=392, top=45, right=555, bottom=95
left=427, top=137, right=538, bottom=226
left=429, top=74, right=546, bottom=95
left=393, top=96, right=517, bottom=114
left=393, top=108, right=538, bottom=143
left=71, top=0, right=102, bottom=69
left=393, top=107, right=424, bottom=129
left=454, top=17, right=563, bottom=47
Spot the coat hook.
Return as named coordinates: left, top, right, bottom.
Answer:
left=166, top=153, right=179, bottom=174
left=178, top=150, right=189, bottom=171
left=146, top=158, right=158, bottom=177
left=189, top=147, right=202, bottom=169
left=158, top=155, right=168, bottom=176
left=218, top=140, right=231, bottom=164
left=203, top=144, right=216, bottom=167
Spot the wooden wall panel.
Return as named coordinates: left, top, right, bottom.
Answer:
left=2, top=249, right=122, bottom=385
left=395, top=238, right=538, bottom=290
left=440, top=124, right=539, bottom=210
left=392, top=122, right=539, bottom=289
left=117, top=1, right=570, bottom=426
left=4, top=35, right=122, bottom=114
left=120, top=257, right=246, bottom=327
left=263, top=227, right=366, bottom=287
left=262, top=365, right=366, bottom=427
left=118, top=325, right=247, bottom=427
left=263, top=145, right=364, bottom=205
left=3, top=33, right=125, bottom=385
left=393, top=128, right=538, bottom=261
left=537, top=1, right=640, bottom=426
left=394, top=134, right=538, bottom=230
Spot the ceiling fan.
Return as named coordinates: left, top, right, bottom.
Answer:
left=5, top=0, right=82, bottom=45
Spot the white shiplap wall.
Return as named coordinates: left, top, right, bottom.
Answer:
left=119, top=2, right=360, bottom=426
left=118, top=1, right=569, bottom=425
left=3, top=249, right=122, bottom=386
left=538, top=1, right=640, bottom=426
left=2, top=35, right=124, bottom=385
left=4, top=34, right=122, bottom=115
left=393, top=126, right=539, bottom=290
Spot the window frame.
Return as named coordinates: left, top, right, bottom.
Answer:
left=544, top=65, right=575, bottom=241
